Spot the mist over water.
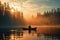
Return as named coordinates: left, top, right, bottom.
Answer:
left=0, top=26, right=60, bottom=40
left=0, top=0, right=60, bottom=40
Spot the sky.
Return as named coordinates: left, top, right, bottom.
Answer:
left=0, top=0, right=60, bottom=19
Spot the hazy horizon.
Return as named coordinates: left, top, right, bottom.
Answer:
left=0, top=0, right=60, bottom=19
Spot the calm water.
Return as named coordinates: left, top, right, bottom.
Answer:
left=0, top=27, right=60, bottom=40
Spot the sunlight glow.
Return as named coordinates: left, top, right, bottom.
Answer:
left=10, top=9, right=15, bottom=13
left=9, top=4, right=22, bottom=11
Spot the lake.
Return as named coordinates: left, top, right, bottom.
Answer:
left=0, top=26, right=60, bottom=40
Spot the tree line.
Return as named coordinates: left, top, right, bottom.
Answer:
left=0, top=1, right=25, bottom=26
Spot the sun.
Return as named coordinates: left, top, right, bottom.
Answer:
left=10, top=9, right=15, bottom=13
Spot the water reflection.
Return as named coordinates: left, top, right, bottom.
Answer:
left=0, top=28, right=60, bottom=40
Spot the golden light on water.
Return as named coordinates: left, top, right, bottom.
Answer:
left=10, top=33, right=20, bottom=40
left=10, top=34, right=14, bottom=40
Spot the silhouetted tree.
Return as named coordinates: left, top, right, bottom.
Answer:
left=0, top=1, right=26, bottom=26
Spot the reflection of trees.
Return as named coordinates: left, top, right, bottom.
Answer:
left=0, top=1, right=26, bottom=26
